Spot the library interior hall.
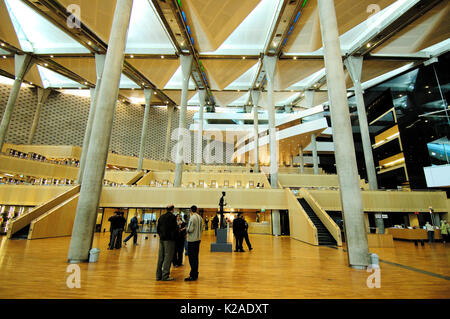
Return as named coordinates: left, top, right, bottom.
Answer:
left=0, top=0, right=449, bottom=299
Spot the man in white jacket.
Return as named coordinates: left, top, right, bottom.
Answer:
left=185, top=205, right=203, bottom=281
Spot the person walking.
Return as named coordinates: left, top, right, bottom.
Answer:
left=232, top=213, right=245, bottom=252
left=173, top=214, right=186, bottom=267
left=123, top=212, right=139, bottom=246
left=156, top=205, right=178, bottom=281
left=185, top=205, right=203, bottom=282
left=205, top=216, right=209, bottom=231
left=242, top=215, right=253, bottom=251
left=440, top=220, right=448, bottom=243
left=425, top=221, right=435, bottom=243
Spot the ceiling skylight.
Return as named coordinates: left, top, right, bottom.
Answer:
left=202, top=0, right=281, bottom=55
left=5, top=0, right=90, bottom=54
left=224, top=62, right=260, bottom=91
left=164, top=66, right=197, bottom=90
left=125, top=0, right=177, bottom=54
left=37, top=65, right=87, bottom=88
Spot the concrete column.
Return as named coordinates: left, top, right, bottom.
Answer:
left=174, top=54, right=193, bottom=187
left=375, top=216, right=385, bottom=234
left=196, top=89, right=206, bottom=172
left=68, top=0, right=134, bottom=263
left=251, top=90, right=261, bottom=173
left=0, top=54, right=34, bottom=152
left=77, top=54, right=106, bottom=183
left=263, top=55, right=279, bottom=189
left=344, top=56, right=378, bottom=191
left=299, top=146, right=305, bottom=174
left=318, top=0, right=369, bottom=268
left=305, top=90, right=319, bottom=174
left=27, top=88, right=51, bottom=144
left=137, top=88, right=154, bottom=171
left=272, top=209, right=280, bottom=236
left=164, top=105, right=174, bottom=161
left=311, top=133, right=319, bottom=174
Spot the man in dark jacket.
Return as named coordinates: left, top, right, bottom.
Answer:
left=108, top=211, right=121, bottom=250
left=123, top=212, right=139, bottom=246
left=115, top=212, right=127, bottom=249
left=242, top=215, right=253, bottom=251
left=233, top=213, right=246, bottom=252
left=156, top=205, right=178, bottom=281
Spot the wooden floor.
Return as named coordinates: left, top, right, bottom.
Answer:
left=0, top=231, right=449, bottom=299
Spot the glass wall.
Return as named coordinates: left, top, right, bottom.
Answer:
left=348, top=52, right=450, bottom=192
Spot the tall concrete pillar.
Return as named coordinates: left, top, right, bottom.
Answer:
left=305, top=90, right=319, bottom=174
left=68, top=0, right=134, bottom=263
left=263, top=55, right=279, bottom=189
left=137, top=88, right=154, bottom=171
left=27, top=88, right=51, bottom=144
left=251, top=90, right=261, bottom=173
left=0, top=54, right=34, bottom=152
left=164, top=105, right=174, bottom=161
left=174, top=54, right=193, bottom=187
left=344, top=56, right=378, bottom=191
left=311, top=133, right=319, bottom=174
left=318, top=0, right=369, bottom=268
left=299, top=146, right=305, bottom=174
left=196, top=89, right=206, bottom=172
left=77, top=54, right=106, bottom=183
left=263, top=56, right=280, bottom=236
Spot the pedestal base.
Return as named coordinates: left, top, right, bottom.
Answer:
left=211, top=228, right=232, bottom=252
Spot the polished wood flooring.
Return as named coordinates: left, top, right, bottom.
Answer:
left=0, top=231, right=449, bottom=299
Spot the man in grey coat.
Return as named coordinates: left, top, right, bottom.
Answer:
left=185, top=205, right=203, bottom=281
left=156, top=205, right=178, bottom=281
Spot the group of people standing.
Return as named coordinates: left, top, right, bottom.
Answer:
left=156, top=205, right=203, bottom=282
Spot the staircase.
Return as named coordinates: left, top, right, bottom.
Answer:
left=297, top=198, right=336, bottom=246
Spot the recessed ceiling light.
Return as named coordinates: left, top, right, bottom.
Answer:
left=366, top=43, right=371, bottom=48
left=130, top=55, right=134, bottom=58
left=0, top=43, right=5, bottom=47
left=293, top=57, right=297, bottom=60
left=161, top=55, right=164, bottom=59
left=50, top=55, right=54, bottom=58
left=2, top=56, right=6, bottom=59
left=88, top=41, right=92, bottom=45
left=44, top=63, right=48, bottom=67
left=242, top=56, right=246, bottom=60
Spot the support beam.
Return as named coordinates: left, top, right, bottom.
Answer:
left=299, top=146, right=305, bottom=174
left=305, top=90, right=319, bottom=174
left=196, top=89, right=206, bottom=172
left=137, top=88, right=154, bottom=171
left=68, top=0, right=134, bottom=263
left=344, top=56, right=378, bottom=191
left=77, top=54, right=106, bottom=184
left=318, top=0, right=369, bottom=269
left=164, top=106, right=174, bottom=162
left=0, top=54, right=34, bottom=152
left=251, top=90, right=261, bottom=173
left=27, top=88, right=51, bottom=144
left=174, top=54, right=193, bottom=187
left=263, top=56, right=279, bottom=190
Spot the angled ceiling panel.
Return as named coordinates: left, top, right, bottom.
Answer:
left=373, top=1, right=450, bottom=55
left=0, top=0, right=21, bottom=49
left=202, top=59, right=258, bottom=90
left=213, top=91, right=247, bottom=107
left=4, top=0, right=90, bottom=54
left=162, top=90, right=196, bottom=106
left=127, top=58, right=180, bottom=89
left=285, top=0, right=395, bottom=54
left=274, top=59, right=324, bottom=90
left=0, top=58, right=43, bottom=87
left=183, top=0, right=261, bottom=53
left=260, top=92, right=299, bottom=108
left=53, top=57, right=97, bottom=84
left=119, top=89, right=162, bottom=105
left=58, top=0, right=116, bottom=44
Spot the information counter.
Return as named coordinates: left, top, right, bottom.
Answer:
left=385, top=228, right=442, bottom=241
